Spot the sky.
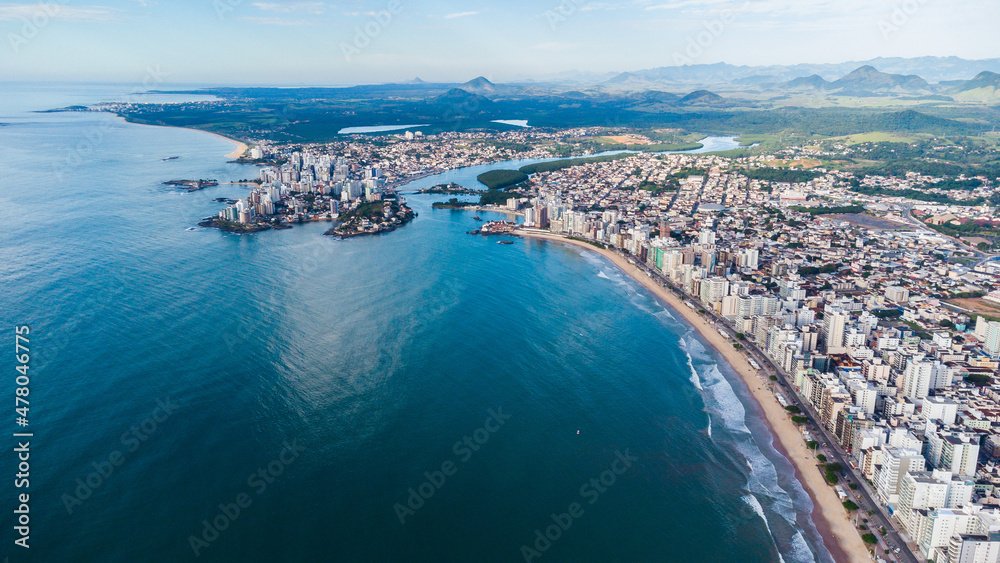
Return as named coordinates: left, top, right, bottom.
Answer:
left=1, top=0, right=999, bottom=84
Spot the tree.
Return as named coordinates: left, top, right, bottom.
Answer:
left=862, top=533, right=878, bottom=545
left=843, top=500, right=860, bottom=512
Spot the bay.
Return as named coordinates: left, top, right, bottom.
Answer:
left=0, top=84, right=827, bottom=562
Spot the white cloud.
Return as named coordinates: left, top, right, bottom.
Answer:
left=252, top=2, right=325, bottom=14
left=0, top=3, right=115, bottom=22
left=241, top=16, right=310, bottom=26
left=444, top=11, right=479, bottom=19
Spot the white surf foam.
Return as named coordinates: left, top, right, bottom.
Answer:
left=688, top=332, right=818, bottom=563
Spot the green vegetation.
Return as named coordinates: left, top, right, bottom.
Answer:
left=432, top=198, right=476, bottom=209
left=862, top=533, right=878, bottom=545
left=784, top=405, right=801, bottom=414
left=742, top=168, right=821, bottom=183
left=479, top=189, right=523, bottom=206
left=798, top=263, right=842, bottom=276
left=341, top=200, right=387, bottom=221
left=669, top=167, right=707, bottom=180
left=902, top=320, right=932, bottom=339
left=832, top=131, right=925, bottom=145
left=590, top=141, right=703, bottom=152
left=872, top=308, right=904, bottom=319
left=789, top=204, right=866, bottom=216
left=967, top=373, right=994, bottom=387
left=926, top=178, right=984, bottom=191
left=638, top=180, right=679, bottom=195
left=791, top=415, right=809, bottom=424
left=847, top=138, right=1000, bottom=180
left=114, top=82, right=995, bottom=144
left=924, top=219, right=1000, bottom=243
left=477, top=169, right=529, bottom=189
left=817, top=454, right=827, bottom=463
left=518, top=153, right=632, bottom=175
left=648, top=142, right=703, bottom=152
left=823, top=464, right=840, bottom=485
left=807, top=441, right=819, bottom=450
left=843, top=500, right=860, bottom=512
left=850, top=184, right=986, bottom=206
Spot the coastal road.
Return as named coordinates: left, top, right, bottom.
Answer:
left=900, top=205, right=998, bottom=265
left=624, top=255, right=920, bottom=563
left=720, top=325, right=920, bottom=563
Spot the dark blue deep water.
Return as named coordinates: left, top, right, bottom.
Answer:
left=0, top=84, right=831, bottom=562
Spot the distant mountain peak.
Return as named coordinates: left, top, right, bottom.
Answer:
left=966, top=71, right=1000, bottom=87
left=832, top=65, right=930, bottom=93
left=463, top=76, right=495, bottom=87
left=433, top=88, right=494, bottom=106
left=949, top=71, right=1000, bottom=100
left=678, top=89, right=724, bottom=105
left=785, top=74, right=832, bottom=90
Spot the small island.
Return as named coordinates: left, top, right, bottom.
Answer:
left=164, top=179, right=218, bottom=191
left=432, top=197, right=477, bottom=209
left=326, top=197, right=415, bottom=238
left=198, top=217, right=281, bottom=233
left=417, top=182, right=479, bottom=195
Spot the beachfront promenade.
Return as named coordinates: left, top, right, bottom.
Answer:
left=517, top=229, right=914, bottom=563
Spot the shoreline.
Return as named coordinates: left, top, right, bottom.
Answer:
left=210, top=131, right=249, bottom=159
left=110, top=114, right=250, bottom=160
left=515, top=230, right=870, bottom=563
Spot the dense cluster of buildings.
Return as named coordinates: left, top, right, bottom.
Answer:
left=519, top=150, right=1000, bottom=562
left=213, top=151, right=391, bottom=231
left=212, top=130, right=576, bottom=232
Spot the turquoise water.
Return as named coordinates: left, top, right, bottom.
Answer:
left=1, top=84, right=829, bottom=562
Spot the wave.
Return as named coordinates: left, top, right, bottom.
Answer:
left=587, top=256, right=677, bottom=322
left=687, top=333, right=820, bottom=563
left=653, top=308, right=676, bottom=322
left=583, top=247, right=826, bottom=562
left=742, top=495, right=786, bottom=563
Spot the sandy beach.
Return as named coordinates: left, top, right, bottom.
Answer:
left=516, top=230, right=871, bottom=563
left=217, top=134, right=249, bottom=159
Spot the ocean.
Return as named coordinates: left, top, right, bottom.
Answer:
left=0, top=83, right=831, bottom=562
